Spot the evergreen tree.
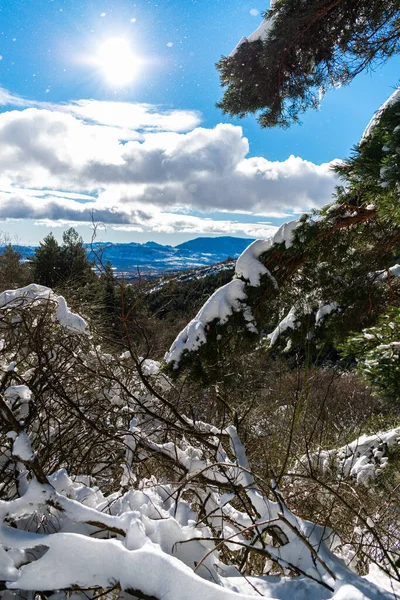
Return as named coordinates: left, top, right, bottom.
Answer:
left=333, top=93, right=400, bottom=216
left=30, top=233, right=63, bottom=288
left=0, top=244, right=31, bottom=291
left=340, top=308, right=400, bottom=404
left=30, top=228, right=96, bottom=290
left=166, top=92, right=400, bottom=380
left=60, top=227, right=95, bottom=287
left=217, top=0, right=400, bottom=127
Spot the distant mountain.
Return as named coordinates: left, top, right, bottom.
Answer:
left=143, top=241, right=171, bottom=249
left=176, top=236, right=253, bottom=256
left=3, top=236, right=254, bottom=277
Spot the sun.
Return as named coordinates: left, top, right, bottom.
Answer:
left=96, top=38, right=138, bottom=86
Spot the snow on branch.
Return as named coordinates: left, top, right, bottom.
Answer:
left=166, top=201, right=384, bottom=370
left=0, top=428, right=396, bottom=599
left=165, top=279, right=251, bottom=366
left=0, top=283, right=87, bottom=333
left=229, top=2, right=278, bottom=58
left=165, top=220, right=298, bottom=367
left=362, top=87, right=400, bottom=141
left=268, top=306, right=299, bottom=347
left=0, top=287, right=397, bottom=599
left=297, top=426, right=400, bottom=486
left=235, top=220, right=298, bottom=286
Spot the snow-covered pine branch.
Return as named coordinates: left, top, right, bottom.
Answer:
left=164, top=204, right=382, bottom=372
left=165, top=89, right=400, bottom=375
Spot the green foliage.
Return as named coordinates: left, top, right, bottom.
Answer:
left=334, top=96, right=400, bottom=218
left=171, top=309, right=259, bottom=385
left=217, top=0, right=400, bottom=127
left=169, top=94, right=400, bottom=382
left=0, top=244, right=32, bottom=290
left=30, top=233, right=64, bottom=288
left=30, top=228, right=95, bottom=290
left=61, top=227, right=96, bottom=287
left=341, top=308, right=400, bottom=403
left=99, top=261, right=119, bottom=319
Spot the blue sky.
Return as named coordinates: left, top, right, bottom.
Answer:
left=0, top=0, right=399, bottom=246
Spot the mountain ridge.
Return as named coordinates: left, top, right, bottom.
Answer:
left=2, top=236, right=255, bottom=276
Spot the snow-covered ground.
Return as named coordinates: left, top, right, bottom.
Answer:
left=0, top=287, right=399, bottom=600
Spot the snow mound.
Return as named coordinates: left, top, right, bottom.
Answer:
left=12, top=432, right=35, bottom=462
left=4, top=385, right=32, bottom=403
left=2, top=468, right=396, bottom=600
left=54, top=295, right=87, bottom=333
left=0, top=284, right=87, bottom=333
left=0, top=283, right=52, bottom=307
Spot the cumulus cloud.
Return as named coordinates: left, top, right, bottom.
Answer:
left=0, top=88, right=339, bottom=237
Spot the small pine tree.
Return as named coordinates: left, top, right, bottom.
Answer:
left=60, top=227, right=95, bottom=287
left=340, top=308, right=400, bottom=404
left=0, top=245, right=31, bottom=291
left=30, top=233, right=64, bottom=288
left=30, top=229, right=96, bottom=291
left=333, top=95, right=400, bottom=217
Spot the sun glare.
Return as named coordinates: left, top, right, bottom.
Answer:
left=96, top=38, right=138, bottom=86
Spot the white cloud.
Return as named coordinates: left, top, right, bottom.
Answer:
left=108, top=224, right=144, bottom=233
left=33, top=219, right=95, bottom=228
left=0, top=87, right=32, bottom=107
left=249, top=8, right=260, bottom=16
left=0, top=88, right=339, bottom=237
left=112, top=213, right=278, bottom=238
left=27, top=202, right=277, bottom=238
left=63, top=99, right=201, bottom=132
left=0, top=87, right=202, bottom=133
